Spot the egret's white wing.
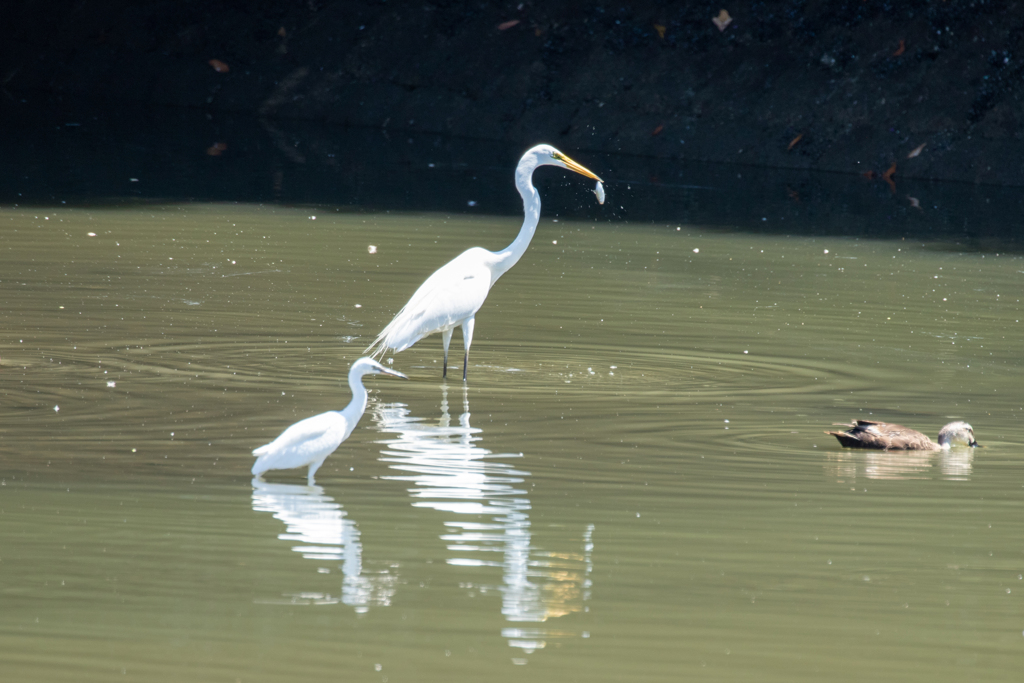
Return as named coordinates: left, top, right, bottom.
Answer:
left=252, top=411, right=349, bottom=473
left=370, top=248, right=495, bottom=354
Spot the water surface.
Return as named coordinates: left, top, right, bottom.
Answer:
left=2, top=198, right=1023, bottom=682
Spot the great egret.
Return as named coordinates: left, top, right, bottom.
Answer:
left=366, top=144, right=603, bottom=380
left=826, top=420, right=979, bottom=450
left=252, top=357, right=407, bottom=484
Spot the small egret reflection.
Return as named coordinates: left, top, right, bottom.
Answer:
left=250, top=479, right=397, bottom=610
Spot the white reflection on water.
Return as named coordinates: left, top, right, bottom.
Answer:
left=372, top=385, right=593, bottom=653
left=825, top=448, right=974, bottom=482
left=250, top=479, right=397, bottom=611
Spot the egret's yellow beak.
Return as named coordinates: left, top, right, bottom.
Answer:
left=558, top=153, right=603, bottom=183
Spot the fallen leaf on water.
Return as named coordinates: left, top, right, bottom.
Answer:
left=652, top=124, right=664, bottom=136
left=907, top=143, right=926, bottom=158
left=787, top=133, right=803, bottom=150
left=713, top=10, right=733, bottom=32
left=787, top=187, right=800, bottom=202
left=861, top=170, right=876, bottom=180
left=206, top=142, right=228, bottom=156
left=208, top=59, right=229, bottom=73
left=497, top=19, right=520, bottom=31
left=654, top=24, right=666, bottom=39
left=893, top=39, right=906, bottom=57
left=882, top=163, right=897, bottom=192
left=278, top=27, right=287, bottom=38
left=907, top=195, right=921, bottom=210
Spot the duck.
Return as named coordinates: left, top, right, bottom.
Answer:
left=826, top=420, right=979, bottom=451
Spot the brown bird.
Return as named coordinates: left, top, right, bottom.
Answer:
left=826, top=420, right=978, bottom=451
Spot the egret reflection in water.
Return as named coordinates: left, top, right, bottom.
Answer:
left=250, top=478, right=397, bottom=611
left=371, top=385, right=594, bottom=653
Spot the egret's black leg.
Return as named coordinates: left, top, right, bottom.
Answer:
left=462, top=348, right=468, bottom=382
left=442, top=328, right=454, bottom=378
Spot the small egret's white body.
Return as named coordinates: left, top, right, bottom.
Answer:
left=367, top=144, right=603, bottom=380
left=252, top=357, right=406, bottom=484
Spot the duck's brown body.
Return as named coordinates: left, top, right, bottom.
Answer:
left=827, top=420, right=944, bottom=451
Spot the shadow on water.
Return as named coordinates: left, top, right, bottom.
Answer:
left=371, top=384, right=594, bottom=654
left=5, top=94, right=1024, bottom=248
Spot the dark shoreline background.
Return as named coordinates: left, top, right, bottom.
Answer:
left=4, top=1, right=1024, bottom=188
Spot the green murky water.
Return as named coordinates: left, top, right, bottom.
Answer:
left=2, top=203, right=1023, bottom=681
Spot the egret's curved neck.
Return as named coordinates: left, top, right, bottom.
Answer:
left=492, top=156, right=542, bottom=279
left=345, top=368, right=370, bottom=417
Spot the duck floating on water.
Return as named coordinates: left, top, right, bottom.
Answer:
left=826, top=420, right=979, bottom=451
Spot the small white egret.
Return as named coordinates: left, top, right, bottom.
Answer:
left=252, top=357, right=407, bottom=484
left=826, top=420, right=979, bottom=451
left=366, top=144, right=603, bottom=380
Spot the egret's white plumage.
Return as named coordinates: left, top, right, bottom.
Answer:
left=366, top=144, right=603, bottom=380
left=252, top=357, right=406, bottom=484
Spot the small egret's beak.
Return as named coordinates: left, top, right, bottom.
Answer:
left=558, top=153, right=603, bottom=182
left=970, top=440, right=981, bottom=447
left=381, top=367, right=408, bottom=380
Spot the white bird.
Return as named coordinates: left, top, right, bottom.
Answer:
left=252, top=357, right=407, bottom=484
left=366, top=144, right=603, bottom=380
